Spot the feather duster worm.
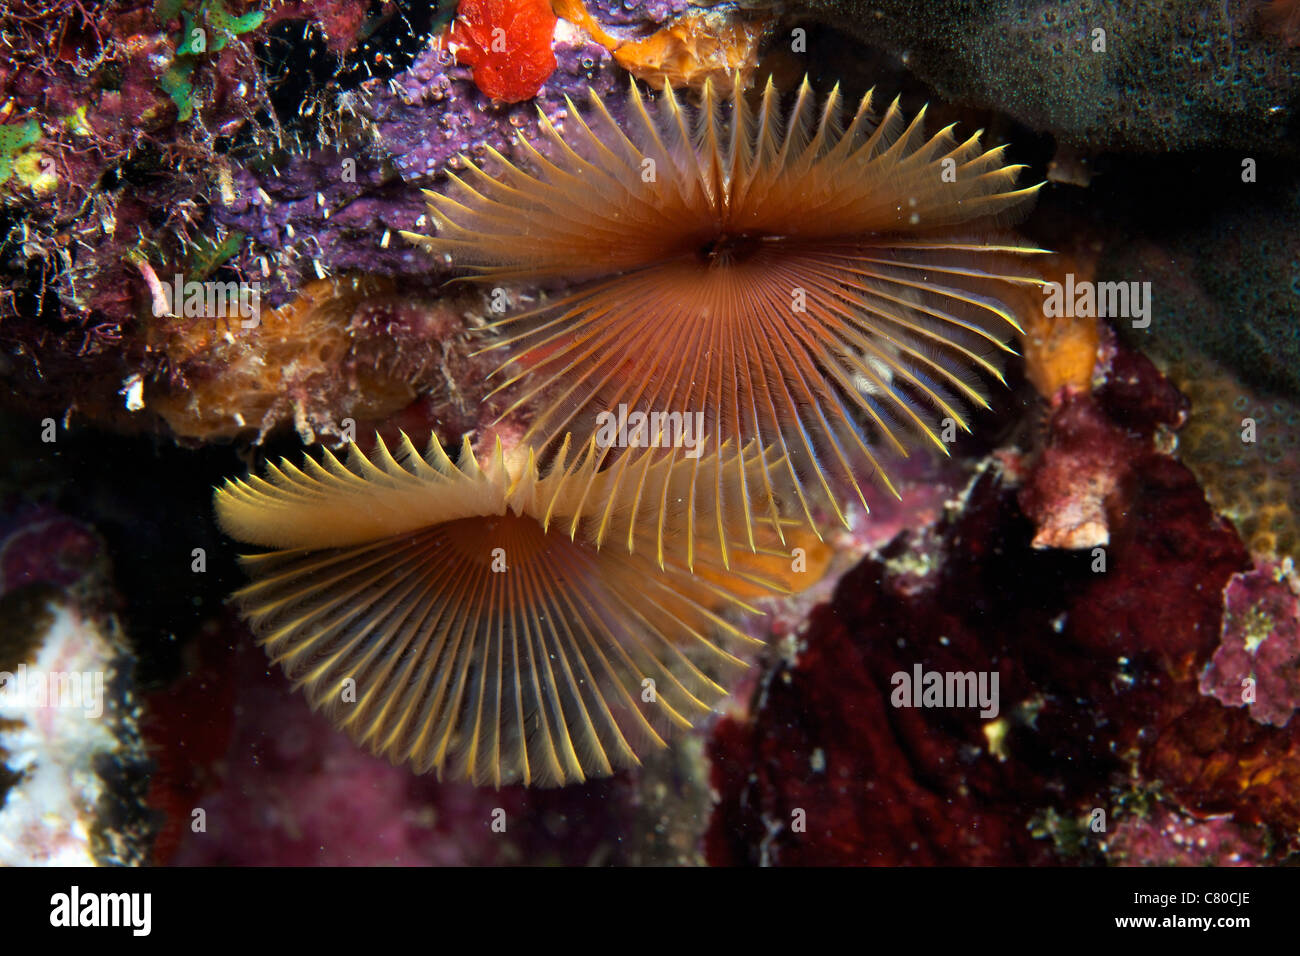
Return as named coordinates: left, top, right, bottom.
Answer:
left=406, top=77, right=1048, bottom=538
left=215, top=434, right=815, bottom=787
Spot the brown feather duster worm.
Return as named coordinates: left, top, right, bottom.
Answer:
left=406, top=76, right=1048, bottom=537
left=215, top=433, right=819, bottom=787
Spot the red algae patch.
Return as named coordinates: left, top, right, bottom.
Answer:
left=707, top=344, right=1300, bottom=864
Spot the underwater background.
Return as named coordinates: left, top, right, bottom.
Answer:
left=1, top=0, right=1298, bottom=866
